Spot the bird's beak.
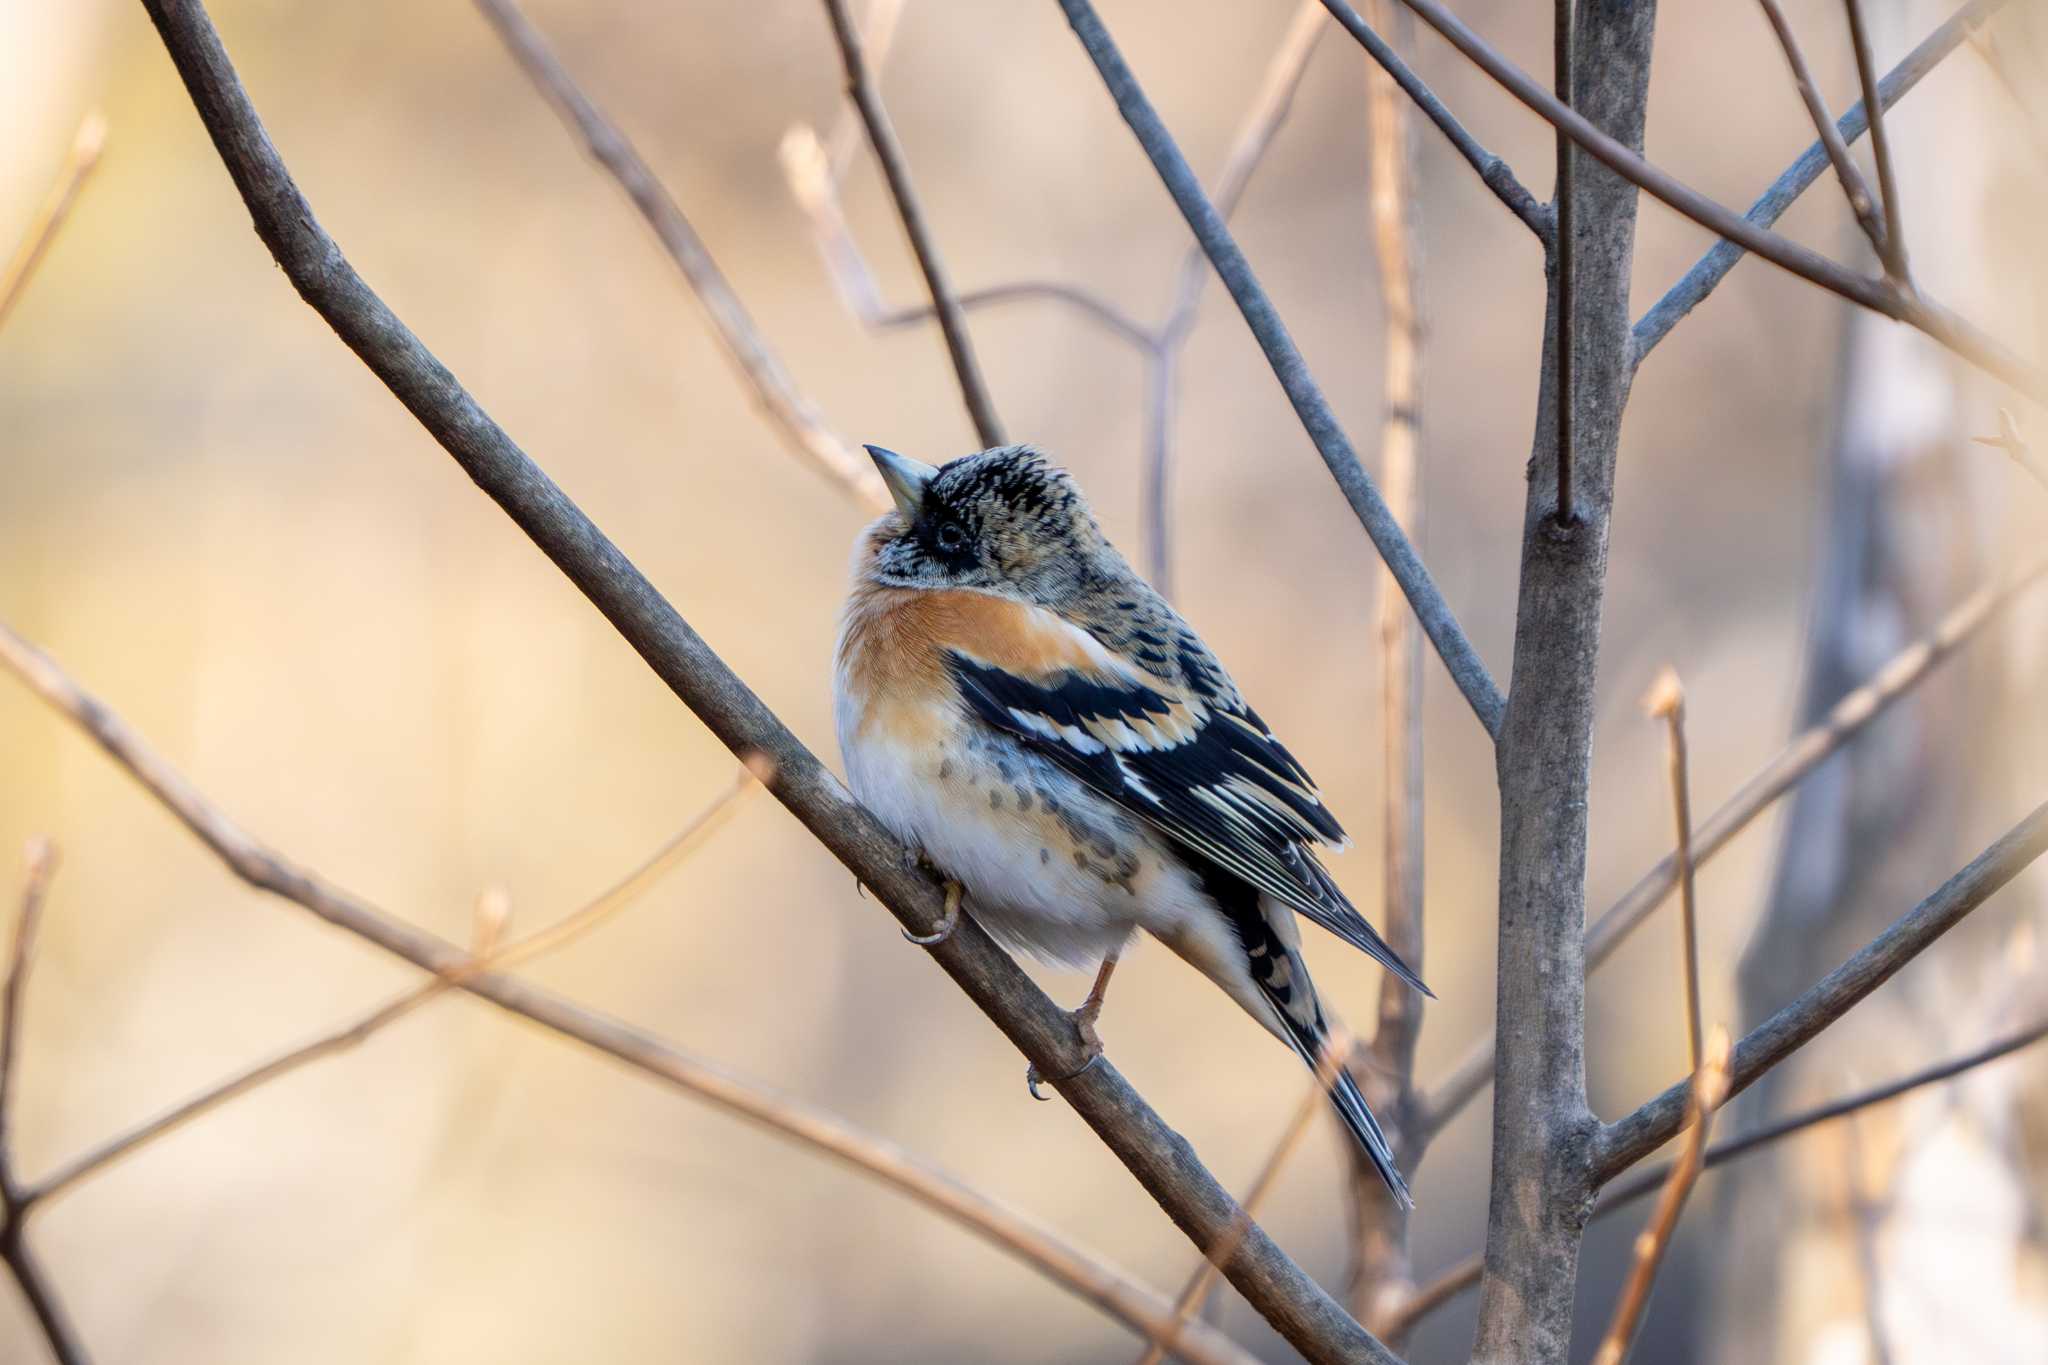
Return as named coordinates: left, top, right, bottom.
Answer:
left=865, top=444, right=938, bottom=520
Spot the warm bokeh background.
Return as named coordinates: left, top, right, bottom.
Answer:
left=4, top=1, right=2044, bottom=1361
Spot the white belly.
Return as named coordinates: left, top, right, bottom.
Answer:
left=836, top=677, right=1212, bottom=968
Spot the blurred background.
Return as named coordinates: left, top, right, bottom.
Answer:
left=3, top=0, right=2045, bottom=1360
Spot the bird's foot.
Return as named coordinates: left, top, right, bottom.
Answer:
left=1024, top=1006, right=1107, bottom=1102
left=1025, top=950, right=1119, bottom=1099
left=902, top=879, right=963, bottom=946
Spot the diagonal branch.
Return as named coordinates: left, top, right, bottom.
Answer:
left=1417, top=552, right=2048, bottom=1138
left=128, top=4, right=1383, bottom=1358
left=1058, top=0, right=1505, bottom=739
left=1392, top=0, right=2046, bottom=403
left=1755, top=0, right=1888, bottom=257
left=1314, top=0, right=1549, bottom=239
left=1, top=840, right=91, bottom=1365
left=0, top=622, right=1259, bottom=1365
left=1380, top=1012, right=2048, bottom=1337
left=1630, top=0, right=2006, bottom=362
left=18, top=771, right=757, bottom=1208
left=0, top=113, right=107, bottom=331
left=1595, top=798, right=2048, bottom=1180
left=472, top=0, right=886, bottom=510
left=820, top=0, right=1005, bottom=446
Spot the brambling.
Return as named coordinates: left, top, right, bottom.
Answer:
left=834, top=444, right=1427, bottom=1204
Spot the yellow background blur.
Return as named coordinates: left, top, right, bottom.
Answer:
left=3, top=1, right=2043, bottom=1361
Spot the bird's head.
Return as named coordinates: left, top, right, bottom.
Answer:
left=858, top=444, right=1112, bottom=604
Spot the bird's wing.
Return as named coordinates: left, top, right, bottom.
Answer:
left=940, top=601, right=1424, bottom=990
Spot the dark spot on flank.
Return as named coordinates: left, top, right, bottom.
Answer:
left=938, top=759, right=953, bottom=780
left=1013, top=787, right=1033, bottom=811
left=1073, top=851, right=1090, bottom=870
left=1091, top=836, right=1116, bottom=859
left=989, top=790, right=1003, bottom=811
left=996, top=757, right=1018, bottom=782
left=1039, top=847, right=1051, bottom=866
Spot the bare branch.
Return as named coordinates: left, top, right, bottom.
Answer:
left=1843, top=0, right=1912, bottom=284
left=779, top=125, right=1156, bottom=349
left=0, top=841, right=57, bottom=1171
left=0, top=623, right=1261, bottom=1365
left=1603, top=1013, right=2048, bottom=1209
left=1973, top=407, right=2048, bottom=491
left=1, top=840, right=91, bottom=1365
left=1552, top=0, right=1576, bottom=525
left=1059, top=0, right=1506, bottom=740
left=822, top=0, right=906, bottom=180
left=0, top=112, right=107, bottom=332
left=472, top=0, right=886, bottom=511
left=1348, top=0, right=1430, bottom=1332
left=115, top=7, right=1391, bottom=1356
left=1589, top=1028, right=1731, bottom=1365
left=1384, top=1013, right=2048, bottom=1337
left=1634, top=0, right=2008, bottom=362
left=20, top=771, right=757, bottom=1207
left=820, top=0, right=1005, bottom=446
left=1134, top=1033, right=1345, bottom=1365
left=1596, top=798, right=2048, bottom=1180
left=1393, top=0, right=2047, bottom=403
left=1314, top=1, right=1550, bottom=239
left=1755, top=0, right=1889, bottom=257
left=1643, top=670, right=1703, bottom=1074
left=1418, top=553, right=2048, bottom=1138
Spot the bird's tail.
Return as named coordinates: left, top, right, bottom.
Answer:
left=1252, top=944, right=1413, bottom=1209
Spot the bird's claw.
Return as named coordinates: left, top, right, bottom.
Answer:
left=902, top=880, right=963, bottom=946
left=1024, top=1008, right=1106, bottom=1100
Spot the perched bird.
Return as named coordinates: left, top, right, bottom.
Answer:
left=834, top=443, right=1428, bottom=1204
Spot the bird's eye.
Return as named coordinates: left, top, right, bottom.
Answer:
left=935, top=521, right=966, bottom=552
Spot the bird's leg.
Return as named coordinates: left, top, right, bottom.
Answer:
left=1072, top=946, right=1122, bottom=1052
left=1026, top=943, right=1123, bottom=1100
left=902, top=878, right=963, bottom=946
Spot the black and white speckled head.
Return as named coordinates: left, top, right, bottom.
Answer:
left=861, top=444, right=1125, bottom=608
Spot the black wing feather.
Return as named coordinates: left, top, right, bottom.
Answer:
left=947, top=651, right=1427, bottom=994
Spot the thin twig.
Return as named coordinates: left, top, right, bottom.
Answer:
left=1973, top=407, right=2048, bottom=491
left=820, top=0, right=1005, bottom=446
left=1643, top=670, right=1702, bottom=1074
left=1314, top=0, right=1550, bottom=239
left=1133, top=1030, right=1349, bottom=1365
left=1060, top=0, right=1506, bottom=740
left=786, top=0, right=1328, bottom=594
left=20, top=771, right=757, bottom=1208
left=1597, top=798, right=2048, bottom=1178
left=472, top=0, right=886, bottom=510
left=0, top=112, right=107, bottom=332
left=1634, top=0, right=2005, bottom=362
left=780, top=124, right=1157, bottom=349
left=0, top=621, right=1258, bottom=1365
left=1755, top=0, right=1888, bottom=256
left=1, top=840, right=91, bottom=1365
left=1381, top=1014, right=2048, bottom=1337
left=822, top=0, right=906, bottom=179
left=1417, top=552, right=2048, bottom=1137
left=1552, top=0, right=1575, bottom=524
left=1843, top=0, right=1912, bottom=284
left=1349, top=0, right=1429, bottom=1333
left=1589, top=1027, right=1731, bottom=1365
left=1391, top=0, right=2046, bottom=402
